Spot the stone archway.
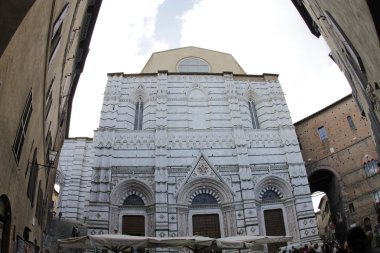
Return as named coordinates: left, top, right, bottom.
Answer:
left=109, top=179, right=155, bottom=236
left=254, top=175, right=300, bottom=243
left=176, top=177, right=236, bottom=237
left=308, top=168, right=347, bottom=242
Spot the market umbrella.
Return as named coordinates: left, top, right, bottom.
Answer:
left=216, top=235, right=293, bottom=251
left=58, top=236, right=91, bottom=249
left=89, top=234, right=150, bottom=252
left=58, top=234, right=150, bottom=253
left=149, top=236, right=216, bottom=253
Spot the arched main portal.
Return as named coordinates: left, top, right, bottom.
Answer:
left=176, top=178, right=235, bottom=237
left=0, top=195, right=11, bottom=253
left=191, top=193, right=221, bottom=238
left=109, top=179, right=155, bottom=236
left=308, top=169, right=347, bottom=243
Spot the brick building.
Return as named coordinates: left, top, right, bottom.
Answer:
left=295, top=95, right=380, bottom=242
left=291, top=0, right=380, bottom=157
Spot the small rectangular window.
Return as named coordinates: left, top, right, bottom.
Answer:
left=13, top=90, right=33, bottom=162
left=49, top=3, right=69, bottom=62
left=134, top=101, right=143, bottom=130
left=318, top=126, right=328, bottom=141
left=35, top=182, right=44, bottom=225
left=374, top=190, right=380, bottom=204
left=45, top=79, right=54, bottom=119
left=248, top=101, right=260, bottom=129
left=365, top=160, right=379, bottom=177
left=349, top=203, right=355, bottom=213
left=27, top=149, right=38, bottom=206
left=347, top=116, right=356, bottom=129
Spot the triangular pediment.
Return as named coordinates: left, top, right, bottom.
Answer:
left=181, top=152, right=229, bottom=186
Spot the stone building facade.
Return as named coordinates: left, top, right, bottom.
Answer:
left=291, top=0, right=380, bottom=156
left=57, top=47, right=319, bottom=252
left=0, top=1, right=101, bottom=253
left=315, top=195, right=334, bottom=241
left=295, top=95, right=380, bottom=242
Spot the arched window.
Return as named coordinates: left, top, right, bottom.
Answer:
left=177, top=57, right=210, bottom=73
left=134, top=98, right=143, bottom=130
left=191, top=193, right=218, bottom=205
left=248, top=100, right=259, bottom=129
left=123, top=194, right=144, bottom=206
left=364, top=159, right=379, bottom=177
left=262, top=190, right=281, bottom=201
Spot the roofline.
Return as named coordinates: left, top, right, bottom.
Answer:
left=294, top=93, right=352, bottom=125
left=66, top=137, right=94, bottom=141
left=107, top=72, right=279, bottom=78
left=291, top=0, right=321, bottom=38
left=140, top=46, right=246, bottom=74
left=66, top=0, right=102, bottom=138
left=150, top=46, right=234, bottom=56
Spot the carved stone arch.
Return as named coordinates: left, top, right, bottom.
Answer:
left=176, top=177, right=234, bottom=205
left=110, top=179, right=154, bottom=206
left=254, top=175, right=293, bottom=200
left=55, top=169, right=65, bottom=186
left=132, top=82, right=148, bottom=103
left=186, top=88, right=208, bottom=102
left=188, top=188, right=221, bottom=204
left=186, top=79, right=209, bottom=101
left=362, top=153, right=376, bottom=164
left=120, top=191, right=146, bottom=206
left=244, top=87, right=258, bottom=102
left=259, top=185, right=283, bottom=200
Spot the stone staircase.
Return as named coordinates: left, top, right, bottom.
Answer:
left=44, top=217, right=88, bottom=253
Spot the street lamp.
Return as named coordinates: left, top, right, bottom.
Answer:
left=28, top=150, right=58, bottom=174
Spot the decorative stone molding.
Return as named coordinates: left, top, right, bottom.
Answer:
left=110, top=179, right=154, bottom=206
left=176, top=177, right=234, bottom=205
left=254, top=175, right=293, bottom=200
left=188, top=188, right=221, bottom=204
left=259, top=185, right=283, bottom=200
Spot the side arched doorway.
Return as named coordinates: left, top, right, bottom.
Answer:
left=109, top=179, right=155, bottom=237
left=308, top=169, right=347, bottom=243
left=0, top=195, right=11, bottom=253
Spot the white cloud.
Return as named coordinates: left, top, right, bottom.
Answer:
left=69, top=0, right=168, bottom=137
left=179, top=0, right=351, bottom=122
left=70, top=0, right=351, bottom=137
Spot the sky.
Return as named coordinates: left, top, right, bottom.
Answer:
left=69, top=0, right=342, bottom=211
left=69, top=0, right=351, bottom=138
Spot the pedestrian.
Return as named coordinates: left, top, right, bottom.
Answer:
left=314, top=243, right=322, bottom=253
left=322, top=241, right=330, bottom=253
left=347, top=226, right=380, bottom=253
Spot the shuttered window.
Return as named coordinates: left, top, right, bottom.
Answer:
left=13, top=90, right=33, bottom=163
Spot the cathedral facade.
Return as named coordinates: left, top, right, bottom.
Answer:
left=57, top=47, right=319, bottom=248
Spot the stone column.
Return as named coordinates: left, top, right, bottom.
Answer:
left=154, top=71, right=169, bottom=239
left=87, top=129, right=114, bottom=235
left=224, top=72, right=257, bottom=235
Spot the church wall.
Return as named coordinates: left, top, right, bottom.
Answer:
left=57, top=52, right=319, bottom=248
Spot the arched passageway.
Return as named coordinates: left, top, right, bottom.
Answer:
left=308, top=169, right=347, bottom=243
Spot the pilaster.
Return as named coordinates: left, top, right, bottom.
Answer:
left=224, top=72, right=257, bottom=235
left=154, top=71, right=169, bottom=237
